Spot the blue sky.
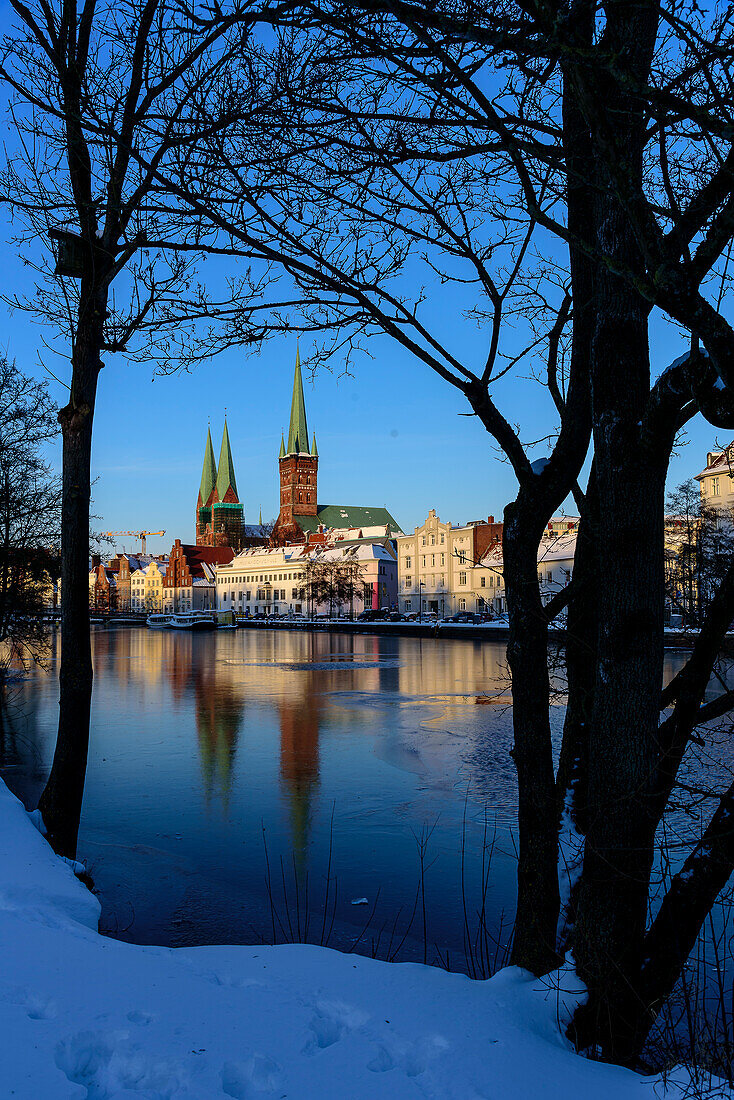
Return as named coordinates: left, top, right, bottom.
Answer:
left=0, top=5, right=724, bottom=560
left=1, top=271, right=719, bottom=561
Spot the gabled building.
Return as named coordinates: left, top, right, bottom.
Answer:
left=696, top=444, right=734, bottom=512
left=163, top=539, right=234, bottom=612
left=480, top=527, right=576, bottom=616
left=89, top=558, right=117, bottom=611
left=396, top=509, right=503, bottom=617
left=271, top=349, right=402, bottom=544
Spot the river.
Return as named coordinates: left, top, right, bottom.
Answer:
left=0, top=627, right=709, bottom=975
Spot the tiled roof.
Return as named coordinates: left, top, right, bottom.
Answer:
left=697, top=444, right=734, bottom=478
left=297, top=505, right=403, bottom=535
left=179, top=544, right=234, bottom=578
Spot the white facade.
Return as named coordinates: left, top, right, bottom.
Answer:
left=480, top=529, right=576, bottom=615
left=396, top=509, right=501, bottom=617
left=131, top=559, right=169, bottom=612
left=215, top=540, right=397, bottom=618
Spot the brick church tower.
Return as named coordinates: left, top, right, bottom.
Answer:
left=195, top=420, right=245, bottom=550
left=272, top=349, right=319, bottom=544
left=210, top=419, right=244, bottom=549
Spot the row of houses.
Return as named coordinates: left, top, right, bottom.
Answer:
left=88, top=437, right=730, bottom=621
left=394, top=511, right=576, bottom=618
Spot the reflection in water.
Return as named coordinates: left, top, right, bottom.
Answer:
left=278, top=677, right=321, bottom=868
left=0, top=626, right=720, bottom=968
left=194, top=664, right=244, bottom=814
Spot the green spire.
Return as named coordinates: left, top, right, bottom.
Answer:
left=286, top=346, right=310, bottom=455
left=311, top=433, right=318, bottom=457
left=279, top=433, right=286, bottom=459
left=199, top=427, right=217, bottom=504
left=259, top=507, right=263, bottom=525
left=215, top=418, right=239, bottom=501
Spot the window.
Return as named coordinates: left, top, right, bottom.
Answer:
left=405, top=556, right=411, bottom=569
left=431, top=554, right=435, bottom=566
left=459, top=598, right=466, bottom=611
left=422, top=556, right=426, bottom=567
left=440, top=534, right=445, bottom=544
left=431, top=535, right=435, bottom=545
left=299, top=492, right=303, bottom=502
left=458, top=550, right=467, bottom=564
left=713, top=477, right=720, bottom=495
left=546, top=571, right=553, bottom=584
left=459, top=571, right=467, bottom=585
left=480, top=576, right=486, bottom=587
left=405, top=599, right=412, bottom=611
left=440, top=554, right=445, bottom=566
left=406, top=576, right=412, bottom=588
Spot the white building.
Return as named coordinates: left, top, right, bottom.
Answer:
left=131, top=559, right=168, bottom=612
left=480, top=527, right=577, bottom=616
left=396, top=510, right=503, bottom=617
left=215, top=538, right=397, bottom=618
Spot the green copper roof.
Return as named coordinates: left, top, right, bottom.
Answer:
left=279, top=433, right=286, bottom=459
left=286, top=347, right=310, bottom=455
left=215, top=419, right=239, bottom=502
left=296, top=504, right=403, bottom=534
left=311, top=434, right=318, bottom=457
left=199, top=428, right=217, bottom=504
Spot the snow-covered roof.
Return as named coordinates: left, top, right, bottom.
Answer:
left=481, top=530, right=576, bottom=569
left=696, top=444, right=734, bottom=479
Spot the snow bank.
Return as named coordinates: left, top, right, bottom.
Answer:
left=0, top=778, right=726, bottom=1098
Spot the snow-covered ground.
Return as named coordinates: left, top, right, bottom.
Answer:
left=0, top=777, right=726, bottom=1098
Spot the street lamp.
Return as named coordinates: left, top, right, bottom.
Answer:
left=418, top=578, right=423, bottom=623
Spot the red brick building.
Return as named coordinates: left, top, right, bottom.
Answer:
left=163, top=539, right=234, bottom=611
left=196, top=421, right=268, bottom=551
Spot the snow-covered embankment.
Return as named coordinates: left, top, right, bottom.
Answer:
left=0, top=778, right=720, bottom=1098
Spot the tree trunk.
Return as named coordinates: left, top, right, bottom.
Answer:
left=38, top=281, right=105, bottom=858
left=571, top=229, right=664, bottom=1068
left=505, top=499, right=562, bottom=975
left=556, top=466, right=599, bottom=836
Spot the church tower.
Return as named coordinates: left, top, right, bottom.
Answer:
left=210, top=418, right=244, bottom=549
left=276, top=348, right=319, bottom=539
left=196, top=427, right=218, bottom=543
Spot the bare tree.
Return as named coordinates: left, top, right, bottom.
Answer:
left=0, top=355, right=60, bottom=682
left=0, top=0, right=285, bottom=855
left=145, top=0, right=734, bottom=1063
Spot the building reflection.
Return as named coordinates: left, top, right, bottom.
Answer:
left=193, top=662, right=244, bottom=814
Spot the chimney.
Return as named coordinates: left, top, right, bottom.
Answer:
left=91, top=553, right=101, bottom=568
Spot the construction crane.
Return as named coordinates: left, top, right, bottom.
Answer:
left=104, top=530, right=165, bottom=556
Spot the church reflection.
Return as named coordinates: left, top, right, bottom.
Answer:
left=192, top=661, right=244, bottom=814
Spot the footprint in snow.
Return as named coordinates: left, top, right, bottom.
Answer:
left=126, top=1009, right=155, bottom=1025
left=367, top=1034, right=450, bottom=1078
left=303, top=999, right=370, bottom=1054
left=221, top=1054, right=282, bottom=1097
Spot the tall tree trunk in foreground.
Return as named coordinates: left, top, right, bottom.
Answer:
left=39, top=279, right=106, bottom=856
left=504, top=498, right=562, bottom=974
